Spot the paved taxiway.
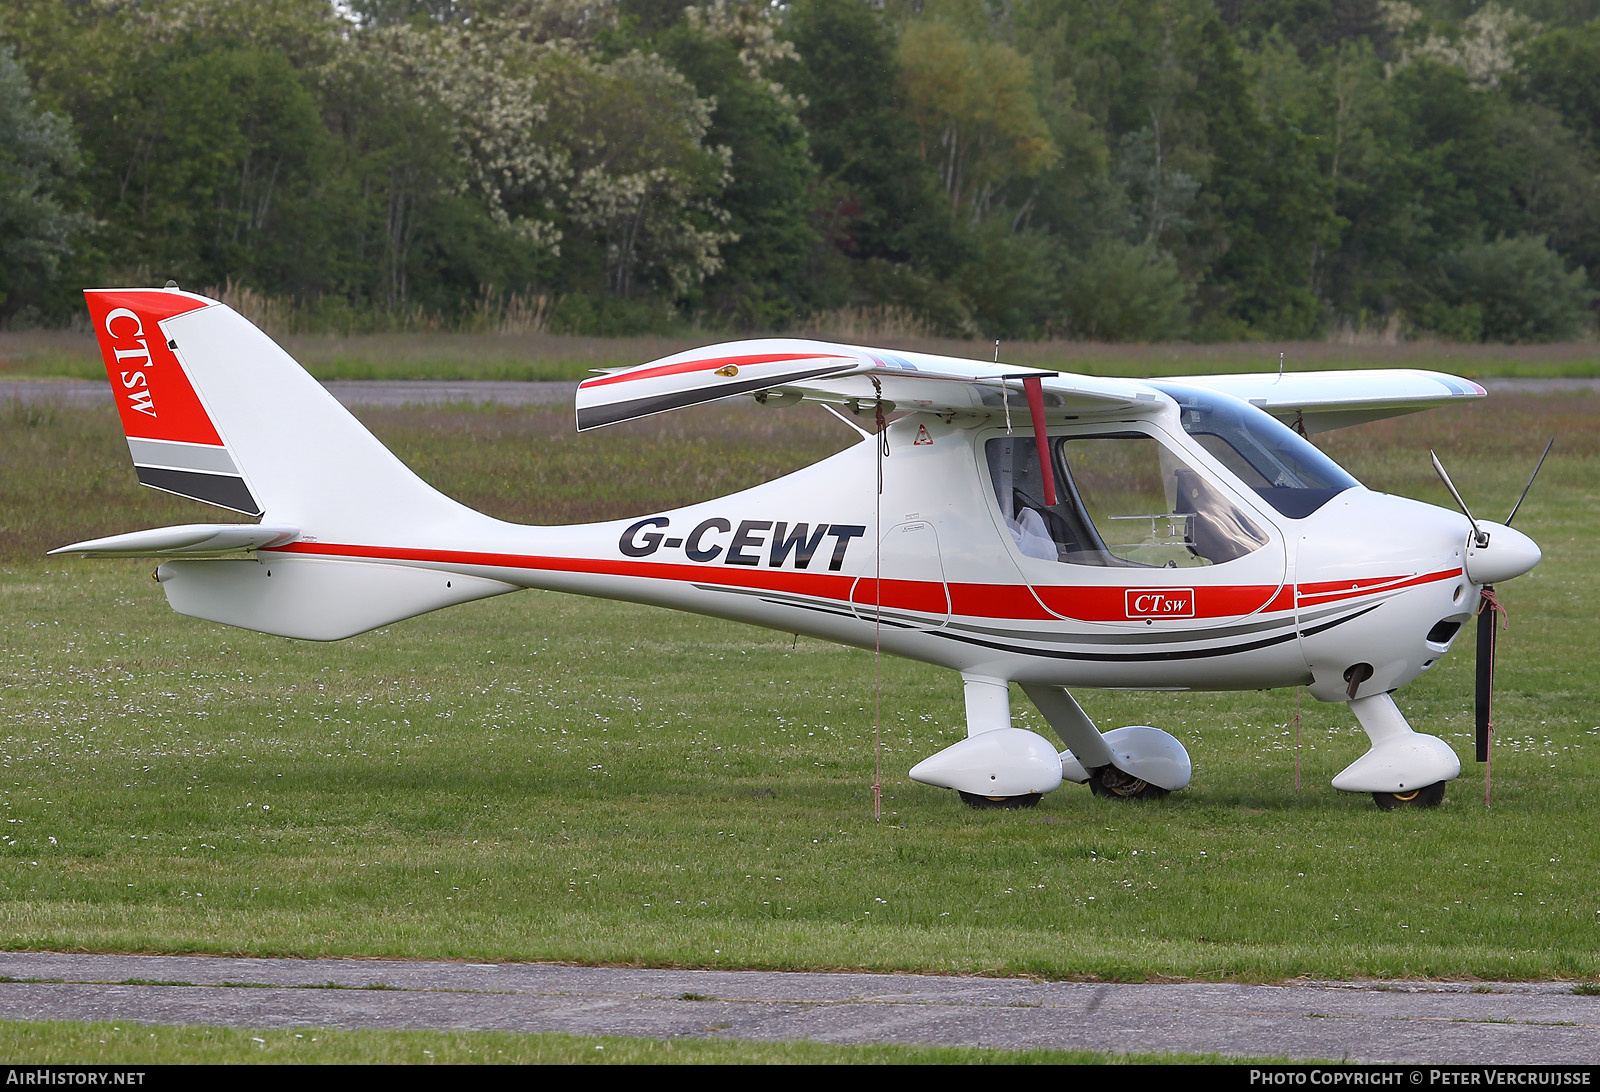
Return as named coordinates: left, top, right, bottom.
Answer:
left=0, top=953, right=1596, bottom=1063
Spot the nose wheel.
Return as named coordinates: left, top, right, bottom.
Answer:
left=1371, top=781, right=1447, bottom=810
left=958, top=791, right=1042, bottom=810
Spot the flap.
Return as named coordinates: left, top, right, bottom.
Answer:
left=1157, top=370, right=1487, bottom=434
left=576, top=339, right=1161, bottom=429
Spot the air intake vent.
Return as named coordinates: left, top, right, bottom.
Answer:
left=1426, top=619, right=1463, bottom=645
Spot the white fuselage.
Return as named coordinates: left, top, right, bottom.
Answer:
left=259, top=400, right=1486, bottom=705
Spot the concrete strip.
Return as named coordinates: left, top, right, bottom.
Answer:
left=0, top=953, right=1595, bottom=1063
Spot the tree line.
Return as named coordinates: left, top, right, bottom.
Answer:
left=4, top=0, right=1600, bottom=342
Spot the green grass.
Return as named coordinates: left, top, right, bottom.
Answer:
left=0, top=391, right=1597, bottom=983
left=8, top=327, right=1600, bottom=382
left=0, top=1020, right=1260, bottom=1064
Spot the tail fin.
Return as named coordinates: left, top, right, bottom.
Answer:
left=76, top=288, right=516, bottom=641
left=84, top=288, right=487, bottom=541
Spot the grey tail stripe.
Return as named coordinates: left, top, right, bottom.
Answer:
left=135, top=467, right=262, bottom=516
left=577, top=365, right=853, bottom=430
left=126, top=438, right=239, bottom=475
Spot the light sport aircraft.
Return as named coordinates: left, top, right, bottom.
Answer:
left=57, top=287, right=1544, bottom=811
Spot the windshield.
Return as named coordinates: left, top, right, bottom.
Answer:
left=1152, top=382, right=1359, bottom=518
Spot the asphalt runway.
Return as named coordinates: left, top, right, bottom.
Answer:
left=0, top=953, right=1597, bottom=1063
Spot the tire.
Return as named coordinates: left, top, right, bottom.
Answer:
left=958, top=791, right=1043, bottom=810
left=1087, top=766, right=1170, bottom=801
left=1371, top=781, right=1448, bottom=810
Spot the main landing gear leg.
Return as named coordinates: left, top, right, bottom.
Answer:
left=907, top=675, right=1063, bottom=808
left=1332, top=692, right=1460, bottom=810
left=1020, top=684, right=1191, bottom=801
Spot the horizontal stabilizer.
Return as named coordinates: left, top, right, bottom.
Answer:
left=577, top=339, right=1159, bottom=429
left=50, top=524, right=300, bottom=558
left=1158, top=370, right=1486, bottom=434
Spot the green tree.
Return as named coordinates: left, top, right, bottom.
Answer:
left=782, top=0, right=962, bottom=277
left=1189, top=13, right=1338, bottom=336
left=1059, top=239, right=1190, bottom=340
left=87, top=43, right=330, bottom=291
left=1518, top=22, right=1600, bottom=143
left=1264, top=38, right=1404, bottom=327
left=959, top=221, right=1060, bottom=338
left=331, top=9, right=733, bottom=318
left=318, top=30, right=482, bottom=312
left=0, top=44, right=85, bottom=322
left=2, top=0, right=348, bottom=298
left=1215, top=0, right=1393, bottom=59
left=896, top=20, right=1059, bottom=221
left=659, top=19, right=817, bottom=327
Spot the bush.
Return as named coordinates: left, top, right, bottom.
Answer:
left=960, top=223, right=1061, bottom=340
left=548, top=293, right=682, bottom=337
left=847, top=258, right=977, bottom=338
left=1417, top=235, right=1594, bottom=343
left=1057, top=240, right=1190, bottom=341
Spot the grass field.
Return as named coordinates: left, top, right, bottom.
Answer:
left=0, top=1020, right=1262, bottom=1064
left=1, top=389, right=1598, bottom=990
left=7, top=327, right=1600, bottom=383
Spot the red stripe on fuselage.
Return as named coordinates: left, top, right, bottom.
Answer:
left=1296, top=569, right=1460, bottom=605
left=580, top=352, right=853, bottom=390
left=263, top=541, right=1443, bottom=623
left=1032, top=583, right=1294, bottom=621
left=948, top=582, right=1056, bottom=621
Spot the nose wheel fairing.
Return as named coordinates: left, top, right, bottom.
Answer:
left=1333, top=692, right=1460, bottom=795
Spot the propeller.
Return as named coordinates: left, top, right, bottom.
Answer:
left=1430, top=439, right=1554, bottom=775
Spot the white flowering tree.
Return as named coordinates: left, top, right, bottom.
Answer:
left=356, top=3, right=735, bottom=303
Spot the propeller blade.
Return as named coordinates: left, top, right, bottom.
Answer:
left=1430, top=450, right=1486, bottom=546
left=1474, top=586, right=1495, bottom=763
left=1505, top=436, right=1555, bottom=527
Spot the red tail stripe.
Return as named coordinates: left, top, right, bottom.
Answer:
left=84, top=290, right=221, bottom=446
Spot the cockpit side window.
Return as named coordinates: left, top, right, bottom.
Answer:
left=986, top=432, right=1269, bottom=568
left=986, top=435, right=1125, bottom=565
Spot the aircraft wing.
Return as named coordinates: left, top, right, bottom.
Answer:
left=575, top=339, right=1160, bottom=429
left=1155, top=370, right=1487, bottom=434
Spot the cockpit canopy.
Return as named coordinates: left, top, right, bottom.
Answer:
left=1151, top=382, right=1359, bottom=519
